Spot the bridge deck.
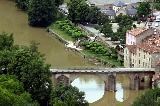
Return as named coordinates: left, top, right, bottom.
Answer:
left=50, top=68, right=156, bottom=74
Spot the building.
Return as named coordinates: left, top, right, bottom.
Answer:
left=100, top=1, right=138, bottom=19
left=124, top=28, right=160, bottom=69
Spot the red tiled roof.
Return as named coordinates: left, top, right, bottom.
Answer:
left=126, top=45, right=137, bottom=53
left=128, top=28, right=148, bottom=37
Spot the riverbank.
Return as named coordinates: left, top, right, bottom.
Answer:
left=49, top=21, right=123, bottom=67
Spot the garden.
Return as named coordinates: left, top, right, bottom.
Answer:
left=80, top=41, right=123, bottom=67
left=50, top=20, right=87, bottom=41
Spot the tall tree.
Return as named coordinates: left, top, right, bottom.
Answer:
left=15, top=0, right=29, bottom=10
left=68, top=0, right=89, bottom=23
left=137, top=2, right=151, bottom=19
left=51, top=84, right=89, bottom=106
left=100, top=22, right=113, bottom=37
left=28, top=0, right=56, bottom=26
left=0, top=33, right=52, bottom=105
left=0, top=32, right=13, bottom=50
left=87, top=6, right=101, bottom=24
left=132, top=88, right=160, bottom=106
left=55, top=0, right=64, bottom=6
left=0, top=75, right=37, bottom=106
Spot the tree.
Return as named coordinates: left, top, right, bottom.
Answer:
left=15, top=0, right=29, bottom=10
left=68, top=0, right=90, bottom=23
left=0, top=33, right=52, bottom=105
left=55, top=0, right=64, bottom=6
left=137, top=2, right=151, bottom=20
left=100, top=22, right=113, bottom=37
left=132, top=88, right=160, bottom=106
left=28, top=0, right=56, bottom=26
left=0, top=75, right=37, bottom=106
left=87, top=6, right=101, bottom=24
left=0, top=32, right=13, bottom=50
left=51, top=84, right=89, bottom=106
left=97, top=13, right=110, bottom=25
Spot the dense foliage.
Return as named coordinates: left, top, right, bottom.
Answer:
left=137, top=2, right=151, bottom=20
left=0, top=33, right=52, bottom=105
left=132, top=88, right=160, bottom=106
left=55, top=0, right=64, bottom=6
left=115, top=14, right=133, bottom=43
left=15, top=0, right=29, bottom=10
left=55, top=20, right=86, bottom=39
left=81, top=41, right=118, bottom=59
left=68, top=0, right=109, bottom=25
left=51, top=84, right=89, bottom=106
left=28, top=0, right=56, bottom=26
left=0, top=75, right=37, bottom=106
left=100, top=22, right=113, bottom=37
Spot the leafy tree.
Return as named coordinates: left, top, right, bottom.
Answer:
left=28, top=0, right=56, bottom=26
left=0, top=33, right=52, bottom=105
left=132, top=88, right=160, bottom=106
left=137, top=2, right=151, bottom=20
left=55, top=0, right=64, bottom=6
left=0, top=32, right=13, bottom=50
left=51, top=84, right=89, bottom=106
left=154, top=3, right=160, bottom=10
left=15, top=0, right=29, bottom=10
left=87, top=6, right=101, bottom=24
left=68, top=0, right=89, bottom=23
left=100, top=22, right=113, bottom=37
left=117, top=15, right=133, bottom=28
left=97, top=13, right=110, bottom=25
left=0, top=75, right=37, bottom=106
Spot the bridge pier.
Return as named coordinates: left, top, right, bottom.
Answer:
left=53, top=74, right=71, bottom=86
left=129, top=73, right=154, bottom=90
left=105, top=73, right=116, bottom=92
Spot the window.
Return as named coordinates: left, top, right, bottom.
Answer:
left=149, top=58, right=150, bottom=61
left=139, top=60, right=140, bottom=64
left=143, top=62, right=144, bottom=67
left=144, top=55, right=145, bottom=59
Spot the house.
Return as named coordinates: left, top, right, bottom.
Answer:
left=112, top=1, right=127, bottom=13
left=101, top=9, right=116, bottom=19
left=124, top=28, right=160, bottom=69
left=126, top=8, right=137, bottom=17
left=100, top=1, right=138, bottom=19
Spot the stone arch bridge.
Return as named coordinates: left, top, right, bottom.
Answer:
left=50, top=68, right=158, bottom=91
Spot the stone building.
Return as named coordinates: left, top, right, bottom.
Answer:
left=124, top=28, right=160, bottom=69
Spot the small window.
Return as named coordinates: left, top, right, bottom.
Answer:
left=139, top=60, right=140, bottom=64
left=144, top=55, right=145, bottom=59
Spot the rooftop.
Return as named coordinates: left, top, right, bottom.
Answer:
left=137, top=34, right=160, bottom=53
left=126, top=8, right=137, bottom=15
left=126, top=45, right=137, bottom=53
left=101, top=9, right=116, bottom=16
left=128, top=28, right=148, bottom=37
left=113, top=1, right=127, bottom=7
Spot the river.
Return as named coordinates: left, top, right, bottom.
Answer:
left=0, top=0, right=144, bottom=106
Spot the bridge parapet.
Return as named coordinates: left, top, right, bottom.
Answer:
left=50, top=68, right=156, bottom=74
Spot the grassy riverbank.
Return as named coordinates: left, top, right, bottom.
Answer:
left=49, top=20, right=123, bottom=67
left=82, top=50, right=122, bottom=67
left=49, top=23, right=74, bottom=41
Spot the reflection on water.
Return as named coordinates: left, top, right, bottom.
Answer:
left=71, top=74, right=144, bottom=106
left=116, top=83, right=124, bottom=102
left=72, top=78, right=104, bottom=103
